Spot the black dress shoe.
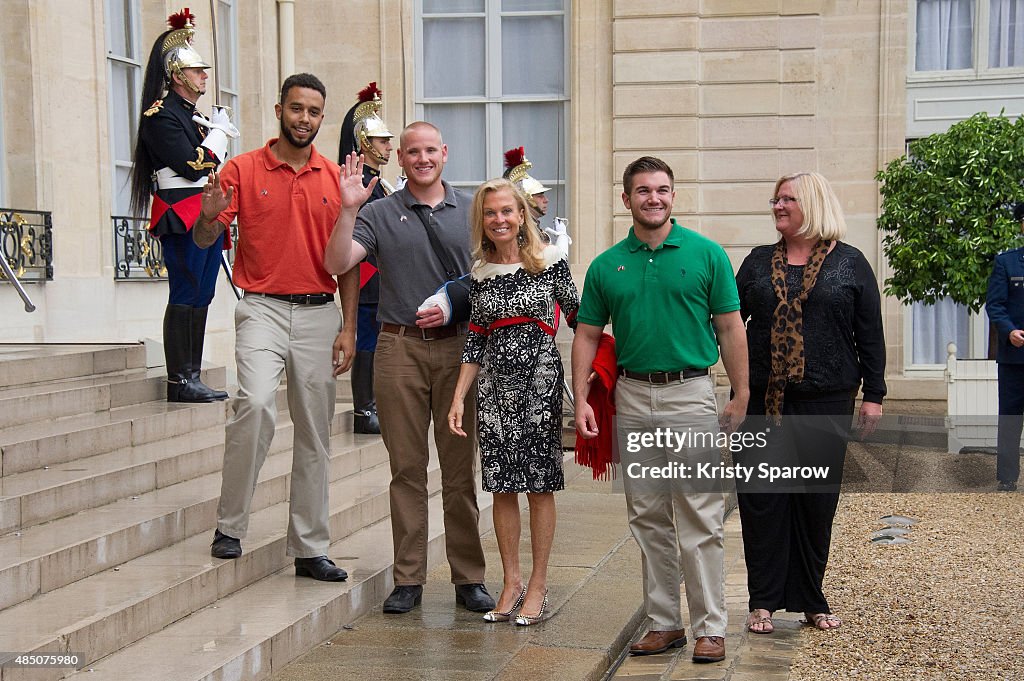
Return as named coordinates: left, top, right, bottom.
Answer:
left=998, top=480, right=1018, bottom=492
left=383, top=585, right=423, bottom=613
left=210, top=529, right=241, bottom=559
left=455, top=583, right=496, bottom=612
left=294, top=556, right=348, bottom=581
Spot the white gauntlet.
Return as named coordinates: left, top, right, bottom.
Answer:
left=543, top=217, right=571, bottom=259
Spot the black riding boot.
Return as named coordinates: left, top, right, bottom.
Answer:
left=164, top=305, right=217, bottom=403
left=352, top=350, right=380, bottom=434
left=190, top=306, right=229, bottom=401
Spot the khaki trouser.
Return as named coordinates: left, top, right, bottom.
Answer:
left=615, top=374, right=728, bottom=637
left=374, top=328, right=486, bottom=585
left=216, top=295, right=339, bottom=558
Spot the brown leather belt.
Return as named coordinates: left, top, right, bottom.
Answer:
left=250, top=292, right=335, bottom=305
left=618, top=367, right=709, bottom=384
left=380, top=322, right=468, bottom=341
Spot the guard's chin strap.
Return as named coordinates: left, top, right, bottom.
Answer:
left=360, top=134, right=389, bottom=166
left=171, top=64, right=202, bottom=95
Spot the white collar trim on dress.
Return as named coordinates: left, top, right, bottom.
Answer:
left=472, top=244, right=560, bottom=281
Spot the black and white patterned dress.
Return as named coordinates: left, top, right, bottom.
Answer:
left=461, top=245, right=580, bottom=493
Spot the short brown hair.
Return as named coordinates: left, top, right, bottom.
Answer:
left=280, top=73, right=326, bottom=104
left=623, top=156, right=674, bottom=193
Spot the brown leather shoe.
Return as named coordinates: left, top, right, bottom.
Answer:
left=629, top=629, right=687, bottom=656
left=692, top=635, right=725, bottom=663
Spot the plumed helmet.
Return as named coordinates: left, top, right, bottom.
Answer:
left=503, top=147, right=551, bottom=199
left=162, top=8, right=210, bottom=86
left=341, top=82, right=393, bottom=165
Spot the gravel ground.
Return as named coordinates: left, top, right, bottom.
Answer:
left=790, top=492, right=1024, bottom=681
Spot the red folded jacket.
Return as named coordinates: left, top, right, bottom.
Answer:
left=575, top=333, right=618, bottom=480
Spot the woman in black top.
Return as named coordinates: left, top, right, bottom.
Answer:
left=734, top=171, right=885, bottom=635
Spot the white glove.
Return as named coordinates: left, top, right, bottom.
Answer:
left=200, top=128, right=229, bottom=163
left=192, top=107, right=240, bottom=138
left=543, top=217, right=571, bottom=259
left=417, top=291, right=451, bottom=325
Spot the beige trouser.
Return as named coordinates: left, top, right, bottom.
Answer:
left=374, top=328, right=486, bottom=585
left=216, top=295, right=339, bottom=558
left=615, top=374, right=728, bottom=637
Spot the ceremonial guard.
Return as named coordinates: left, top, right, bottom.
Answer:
left=338, top=83, right=394, bottom=434
left=502, top=147, right=570, bottom=258
left=129, top=8, right=239, bottom=402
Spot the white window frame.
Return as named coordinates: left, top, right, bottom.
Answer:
left=0, top=71, right=7, bottom=206
left=910, top=0, right=1024, bottom=80
left=216, top=0, right=241, bottom=157
left=903, top=303, right=990, bottom=374
left=413, top=0, right=570, bottom=215
left=104, top=0, right=142, bottom=216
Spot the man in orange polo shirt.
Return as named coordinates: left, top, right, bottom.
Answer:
left=192, top=73, right=358, bottom=581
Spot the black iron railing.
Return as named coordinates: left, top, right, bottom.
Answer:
left=1, top=209, right=53, bottom=283
left=112, top=216, right=237, bottom=281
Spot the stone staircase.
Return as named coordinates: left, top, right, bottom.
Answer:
left=0, top=344, right=489, bottom=681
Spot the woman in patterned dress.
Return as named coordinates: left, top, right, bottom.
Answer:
left=448, top=178, right=579, bottom=626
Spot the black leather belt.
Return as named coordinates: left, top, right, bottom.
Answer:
left=251, top=292, right=334, bottom=305
left=380, top=322, right=468, bottom=340
left=618, top=367, right=709, bottom=384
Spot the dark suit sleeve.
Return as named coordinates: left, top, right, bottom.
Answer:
left=139, top=111, right=220, bottom=183
left=853, top=251, right=887, bottom=404
left=986, top=255, right=1015, bottom=339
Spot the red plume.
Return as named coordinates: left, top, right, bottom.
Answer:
left=167, top=8, right=195, bottom=29
left=358, top=82, right=382, bottom=102
left=504, top=146, right=526, bottom=170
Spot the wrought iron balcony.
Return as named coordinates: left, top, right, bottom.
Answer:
left=112, top=216, right=237, bottom=281
left=1, top=208, right=53, bottom=283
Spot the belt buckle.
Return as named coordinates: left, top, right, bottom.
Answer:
left=650, top=372, right=668, bottom=385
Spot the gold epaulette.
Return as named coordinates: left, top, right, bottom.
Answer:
left=143, top=99, right=164, bottom=117
left=186, top=147, right=216, bottom=171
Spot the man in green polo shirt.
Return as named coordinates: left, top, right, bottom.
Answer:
left=572, top=156, right=748, bottom=664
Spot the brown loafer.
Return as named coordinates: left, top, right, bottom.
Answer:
left=629, top=629, right=687, bottom=656
left=692, top=635, right=725, bottom=663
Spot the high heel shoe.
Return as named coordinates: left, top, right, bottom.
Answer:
left=482, top=585, right=526, bottom=622
left=514, top=589, right=550, bottom=626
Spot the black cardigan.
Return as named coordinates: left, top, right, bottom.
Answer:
left=735, top=241, right=887, bottom=404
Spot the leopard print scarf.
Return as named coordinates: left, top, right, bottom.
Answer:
left=765, top=239, right=832, bottom=423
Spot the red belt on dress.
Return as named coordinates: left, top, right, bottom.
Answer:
left=469, top=316, right=556, bottom=337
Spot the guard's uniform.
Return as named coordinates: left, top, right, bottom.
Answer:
left=986, top=245, right=1024, bottom=486
left=139, top=89, right=225, bottom=306
left=339, top=83, right=394, bottom=434
left=130, top=8, right=235, bottom=403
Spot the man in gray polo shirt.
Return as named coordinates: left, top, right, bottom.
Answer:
left=325, top=121, right=493, bottom=615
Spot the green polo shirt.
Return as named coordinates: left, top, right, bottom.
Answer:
left=577, top=219, right=739, bottom=373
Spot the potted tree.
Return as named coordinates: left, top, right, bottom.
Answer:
left=876, top=112, right=1024, bottom=451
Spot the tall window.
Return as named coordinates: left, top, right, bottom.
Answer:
left=215, top=0, right=241, bottom=157
left=105, top=0, right=142, bottom=215
left=416, top=0, right=569, bottom=217
left=915, top=0, right=1024, bottom=72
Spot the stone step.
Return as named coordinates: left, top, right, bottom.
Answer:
left=0, top=449, right=428, bottom=681
left=0, top=398, right=230, bottom=476
left=0, top=344, right=147, bottom=390
left=0, top=405, right=354, bottom=533
left=0, top=365, right=227, bottom=431
left=0, top=424, right=380, bottom=612
left=64, top=488, right=494, bottom=681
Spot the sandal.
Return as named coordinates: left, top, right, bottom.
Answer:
left=746, top=609, right=774, bottom=634
left=806, top=613, right=842, bottom=630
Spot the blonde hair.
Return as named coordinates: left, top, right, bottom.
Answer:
left=469, top=178, right=545, bottom=274
left=773, top=171, right=847, bottom=241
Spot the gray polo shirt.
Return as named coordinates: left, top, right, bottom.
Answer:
left=352, top=181, right=473, bottom=326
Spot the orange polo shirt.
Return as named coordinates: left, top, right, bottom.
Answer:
left=215, top=139, right=341, bottom=294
